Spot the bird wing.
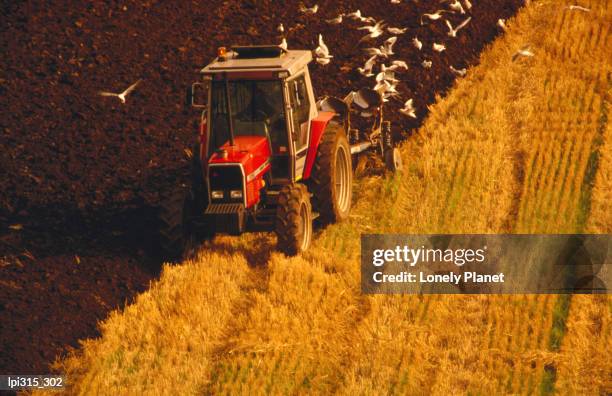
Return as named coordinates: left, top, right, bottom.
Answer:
left=122, top=79, right=142, bottom=96
left=456, top=16, right=472, bottom=30
left=365, top=55, right=378, bottom=69
left=98, top=91, right=118, bottom=97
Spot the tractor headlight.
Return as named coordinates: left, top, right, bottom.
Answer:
left=211, top=190, right=224, bottom=199
left=230, top=190, right=243, bottom=199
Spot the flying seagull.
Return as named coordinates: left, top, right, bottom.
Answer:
left=277, top=23, right=284, bottom=34
left=450, top=65, right=467, bottom=76
left=422, top=59, right=433, bottom=69
left=346, top=9, right=376, bottom=23
left=463, top=0, right=472, bottom=10
left=314, top=34, right=333, bottom=65
left=512, top=45, right=534, bottom=61
left=383, top=36, right=398, bottom=56
left=364, top=47, right=388, bottom=58
left=420, top=10, right=453, bottom=25
left=433, top=43, right=446, bottom=52
left=357, top=55, right=378, bottom=76
left=98, top=79, right=142, bottom=103
left=412, top=37, right=423, bottom=50
left=446, top=16, right=472, bottom=37
left=387, top=26, right=408, bottom=34
left=299, top=3, right=319, bottom=15
left=326, top=14, right=344, bottom=24
left=390, top=60, right=409, bottom=70
left=443, top=0, right=466, bottom=14
left=400, top=99, right=417, bottom=118
left=358, top=21, right=386, bottom=42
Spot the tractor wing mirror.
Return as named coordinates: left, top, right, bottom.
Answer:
left=190, top=82, right=209, bottom=108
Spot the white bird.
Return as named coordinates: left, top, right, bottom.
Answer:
left=450, top=65, right=467, bottom=76
left=497, top=18, right=507, bottom=31
left=383, top=36, right=398, bottom=55
left=412, top=37, right=423, bottom=50
left=373, top=79, right=391, bottom=96
left=391, top=0, right=401, bottom=3
left=463, top=0, right=472, bottom=10
left=299, top=3, right=319, bottom=15
left=420, top=10, right=452, bottom=25
left=98, top=79, right=142, bottom=103
left=326, top=14, right=344, bottom=24
left=390, top=60, right=409, bottom=70
left=364, top=47, right=388, bottom=58
left=400, top=99, right=417, bottom=118
left=279, top=38, right=288, bottom=50
left=358, top=21, right=386, bottom=42
left=433, top=43, right=446, bottom=52
left=346, top=9, right=376, bottom=23
left=568, top=5, right=590, bottom=11
left=314, top=34, right=333, bottom=64
left=316, top=57, right=331, bottom=65
left=357, top=55, right=378, bottom=76
left=376, top=67, right=398, bottom=83
left=422, top=60, right=433, bottom=69
left=443, top=0, right=466, bottom=14
left=383, top=87, right=400, bottom=102
left=512, top=45, right=534, bottom=61
left=446, top=16, right=472, bottom=37
left=277, top=23, right=284, bottom=34
left=387, top=26, right=408, bottom=34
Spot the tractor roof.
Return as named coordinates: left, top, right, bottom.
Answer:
left=201, top=45, right=312, bottom=76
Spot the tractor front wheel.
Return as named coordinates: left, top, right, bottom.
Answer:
left=310, top=123, right=352, bottom=224
left=275, top=184, right=313, bottom=256
left=157, top=187, right=197, bottom=263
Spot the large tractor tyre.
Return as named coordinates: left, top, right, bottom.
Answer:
left=309, top=123, right=352, bottom=224
left=157, top=187, right=197, bottom=263
left=275, top=183, right=313, bottom=256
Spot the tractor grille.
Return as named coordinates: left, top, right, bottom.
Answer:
left=209, top=165, right=243, bottom=190
left=209, top=165, right=244, bottom=203
left=205, top=203, right=245, bottom=215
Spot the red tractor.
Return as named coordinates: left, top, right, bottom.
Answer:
left=158, top=45, right=402, bottom=260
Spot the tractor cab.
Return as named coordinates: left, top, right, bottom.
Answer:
left=199, top=46, right=317, bottom=184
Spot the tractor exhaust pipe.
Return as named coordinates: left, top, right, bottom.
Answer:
left=224, top=72, right=235, bottom=146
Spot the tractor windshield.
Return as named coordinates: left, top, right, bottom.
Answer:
left=209, top=80, right=287, bottom=154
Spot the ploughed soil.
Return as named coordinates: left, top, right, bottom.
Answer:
left=0, top=0, right=522, bottom=376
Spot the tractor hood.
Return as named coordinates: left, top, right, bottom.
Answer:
left=208, top=135, right=272, bottom=175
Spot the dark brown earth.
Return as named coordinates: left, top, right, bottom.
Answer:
left=0, top=0, right=522, bottom=377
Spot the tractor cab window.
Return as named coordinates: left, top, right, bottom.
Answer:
left=209, top=80, right=287, bottom=155
left=287, top=75, right=310, bottom=152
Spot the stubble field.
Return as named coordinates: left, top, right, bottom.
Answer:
left=43, top=0, right=611, bottom=394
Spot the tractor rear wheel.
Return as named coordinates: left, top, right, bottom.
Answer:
left=275, top=183, right=313, bottom=256
left=310, top=123, right=352, bottom=224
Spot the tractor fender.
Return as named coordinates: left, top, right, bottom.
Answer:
left=303, top=111, right=336, bottom=180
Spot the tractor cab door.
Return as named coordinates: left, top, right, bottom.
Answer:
left=286, top=71, right=316, bottom=181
